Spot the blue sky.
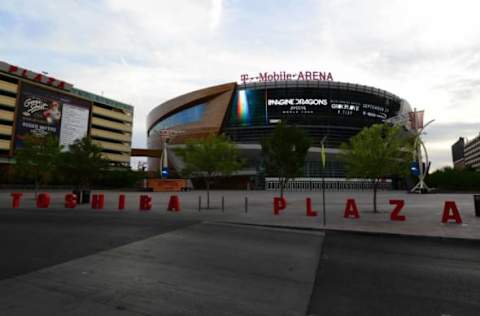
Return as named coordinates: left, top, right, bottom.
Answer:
left=1, top=0, right=480, bottom=169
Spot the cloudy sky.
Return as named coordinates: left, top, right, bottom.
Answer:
left=1, top=0, right=479, bottom=169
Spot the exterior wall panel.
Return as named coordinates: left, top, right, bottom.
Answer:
left=91, top=128, right=132, bottom=142
left=0, top=139, right=10, bottom=150
left=92, top=105, right=133, bottom=122
left=0, top=124, right=12, bottom=136
left=0, top=95, right=16, bottom=108
left=91, top=116, right=132, bottom=132
left=0, top=80, right=18, bottom=94
left=93, top=140, right=131, bottom=153
left=101, top=152, right=130, bottom=163
left=0, top=110, right=14, bottom=122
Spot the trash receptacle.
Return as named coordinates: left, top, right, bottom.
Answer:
left=72, top=189, right=81, bottom=202
left=474, top=195, right=480, bottom=217
left=81, top=190, right=91, bottom=204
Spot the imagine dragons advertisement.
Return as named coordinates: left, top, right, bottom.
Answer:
left=230, top=88, right=399, bottom=127
left=15, top=83, right=91, bottom=150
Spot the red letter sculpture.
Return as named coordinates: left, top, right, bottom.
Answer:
left=65, top=193, right=77, bottom=208
left=118, top=194, right=126, bottom=210
left=442, top=201, right=462, bottom=224
left=91, top=194, right=105, bottom=210
left=168, top=195, right=180, bottom=212
left=139, top=195, right=152, bottom=211
left=389, top=200, right=406, bottom=221
left=273, top=197, right=287, bottom=215
left=11, top=192, right=23, bottom=208
left=306, top=198, right=318, bottom=217
left=344, top=198, right=360, bottom=219
left=36, top=193, right=50, bottom=208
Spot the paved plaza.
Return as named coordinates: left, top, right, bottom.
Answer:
left=0, top=189, right=479, bottom=315
left=2, top=189, right=479, bottom=240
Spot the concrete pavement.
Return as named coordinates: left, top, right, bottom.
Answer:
left=1, top=191, right=479, bottom=315
left=0, top=222, right=324, bottom=316
left=308, top=231, right=480, bottom=316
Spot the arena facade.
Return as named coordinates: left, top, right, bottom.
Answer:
left=147, top=72, right=411, bottom=188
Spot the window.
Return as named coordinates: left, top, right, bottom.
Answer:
left=150, top=103, right=206, bottom=135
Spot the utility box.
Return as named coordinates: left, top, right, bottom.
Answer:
left=474, top=195, right=480, bottom=217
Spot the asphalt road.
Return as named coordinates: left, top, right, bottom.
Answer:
left=0, top=208, right=199, bottom=280
left=1, top=207, right=480, bottom=315
left=308, top=232, right=480, bottom=316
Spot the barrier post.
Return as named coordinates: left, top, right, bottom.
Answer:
left=245, top=196, right=248, bottom=213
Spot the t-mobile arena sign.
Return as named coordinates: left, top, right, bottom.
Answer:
left=240, top=71, right=334, bottom=83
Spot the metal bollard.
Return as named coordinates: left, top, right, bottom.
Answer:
left=198, top=196, right=201, bottom=212
left=222, top=196, right=225, bottom=212
left=245, top=196, right=248, bottom=213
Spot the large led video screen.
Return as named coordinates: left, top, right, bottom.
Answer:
left=229, top=87, right=400, bottom=127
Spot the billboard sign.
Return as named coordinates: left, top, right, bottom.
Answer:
left=15, top=83, right=91, bottom=150
left=265, top=89, right=391, bottom=124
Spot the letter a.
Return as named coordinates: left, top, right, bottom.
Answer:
left=442, top=201, right=462, bottom=224
left=168, top=195, right=181, bottom=212
left=344, top=198, right=360, bottom=218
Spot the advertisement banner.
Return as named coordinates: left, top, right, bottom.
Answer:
left=59, top=104, right=90, bottom=150
left=14, top=83, right=91, bottom=150
left=265, top=89, right=392, bottom=124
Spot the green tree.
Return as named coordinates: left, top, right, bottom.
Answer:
left=60, top=137, right=109, bottom=190
left=15, top=134, right=63, bottom=194
left=428, top=167, right=480, bottom=191
left=340, top=124, right=413, bottom=213
left=175, top=134, right=243, bottom=208
left=261, top=122, right=312, bottom=199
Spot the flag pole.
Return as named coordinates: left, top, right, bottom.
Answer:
left=320, top=136, right=327, bottom=226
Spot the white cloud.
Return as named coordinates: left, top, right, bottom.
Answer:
left=210, top=0, right=223, bottom=30
left=0, top=0, right=479, bottom=171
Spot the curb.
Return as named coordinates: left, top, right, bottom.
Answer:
left=215, top=221, right=480, bottom=244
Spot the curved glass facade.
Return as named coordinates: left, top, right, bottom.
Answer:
left=225, top=86, right=403, bottom=148
left=149, top=103, right=206, bottom=136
